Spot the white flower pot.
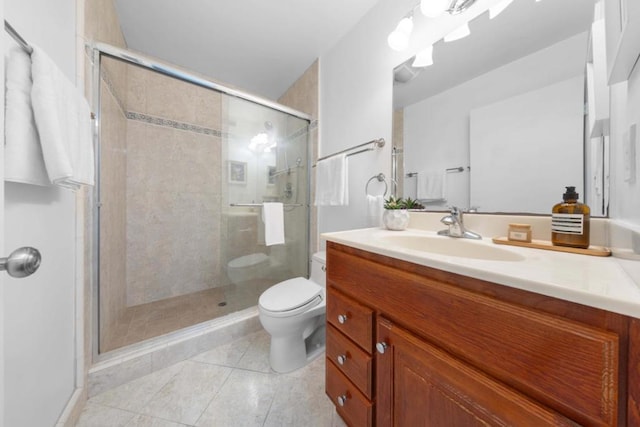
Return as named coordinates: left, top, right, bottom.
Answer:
left=382, top=209, right=409, bottom=231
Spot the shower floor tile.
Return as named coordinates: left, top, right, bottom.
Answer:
left=77, top=330, right=347, bottom=427
left=101, top=279, right=277, bottom=353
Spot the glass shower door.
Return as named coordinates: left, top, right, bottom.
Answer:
left=221, top=96, right=310, bottom=307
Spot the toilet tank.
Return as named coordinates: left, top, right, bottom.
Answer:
left=310, top=251, right=326, bottom=287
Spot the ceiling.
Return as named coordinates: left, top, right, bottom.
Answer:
left=114, top=0, right=381, bottom=101
left=393, top=0, right=598, bottom=108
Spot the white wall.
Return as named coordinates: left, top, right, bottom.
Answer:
left=3, top=0, right=79, bottom=425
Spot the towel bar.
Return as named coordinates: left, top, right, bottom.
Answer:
left=230, top=203, right=304, bottom=208
left=365, top=173, right=388, bottom=197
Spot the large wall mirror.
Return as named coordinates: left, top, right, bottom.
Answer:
left=392, top=0, right=608, bottom=216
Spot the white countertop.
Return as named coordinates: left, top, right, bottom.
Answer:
left=322, top=227, right=640, bottom=319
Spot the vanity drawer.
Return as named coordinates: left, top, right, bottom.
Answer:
left=326, top=358, right=373, bottom=427
left=327, top=287, right=373, bottom=352
left=326, top=324, right=373, bottom=398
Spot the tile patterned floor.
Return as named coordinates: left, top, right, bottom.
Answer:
left=77, top=330, right=347, bottom=427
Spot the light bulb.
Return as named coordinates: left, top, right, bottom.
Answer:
left=444, top=22, right=470, bottom=42
left=420, top=0, right=451, bottom=18
left=412, top=45, right=434, bottom=67
left=489, top=0, right=513, bottom=19
left=387, top=16, right=413, bottom=51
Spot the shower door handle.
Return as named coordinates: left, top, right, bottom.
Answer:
left=0, top=247, right=42, bottom=278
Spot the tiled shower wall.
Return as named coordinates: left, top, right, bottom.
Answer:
left=124, top=66, right=224, bottom=305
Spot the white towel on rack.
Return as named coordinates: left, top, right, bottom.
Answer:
left=314, top=154, right=348, bottom=206
left=262, top=202, right=285, bottom=246
left=30, top=45, right=94, bottom=190
left=366, top=195, right=384, bottom=227
left=416, top=171, right=446, bottom=201
left=4, top=47, right=50, bottom=186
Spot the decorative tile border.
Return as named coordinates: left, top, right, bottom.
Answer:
left=101, top=68, right=318, bottom=141
left=126, top=112, right=224, bottom=137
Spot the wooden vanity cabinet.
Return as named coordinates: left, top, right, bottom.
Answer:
left=325, top=241, right=640, bottom=427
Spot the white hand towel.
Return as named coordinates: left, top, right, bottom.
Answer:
left=4, top=47, right=50, bottom=186
left=366, top=195, right=384, bottom=227
left=30, top=45, right=94, bottom=190
left=591, top=137, right=603, bottom=197
left=416, top=171, right=446, bottom=201
left=314, top=154, right=348, bottom=206
left=262, top=202, right=285, bottom=246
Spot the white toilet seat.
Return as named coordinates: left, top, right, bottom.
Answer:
left=259, top=277, right=323, bottom=318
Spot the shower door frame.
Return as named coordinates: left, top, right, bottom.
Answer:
left=90, top=42, right=313, bottom=361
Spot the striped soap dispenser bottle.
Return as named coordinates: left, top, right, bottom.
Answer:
left=551, top=186, right=590, bottom=249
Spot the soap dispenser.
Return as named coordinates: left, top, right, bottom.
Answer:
left=551, top=186, right=590, bottom=249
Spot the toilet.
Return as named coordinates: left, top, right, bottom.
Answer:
left=258, top=251, right=327, bottom=373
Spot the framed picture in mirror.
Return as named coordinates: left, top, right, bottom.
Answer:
left=228, top=160, right=247, bottom=184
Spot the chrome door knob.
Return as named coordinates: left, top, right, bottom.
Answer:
left=337, top=395, right=348, bottom=406
left=376, top=342, right=388, bottom=354
left=337, top=354, right=347, bottom=365
left=0, top=247, right=41, bottom=278
left=337, top=314, right=348, bottom=324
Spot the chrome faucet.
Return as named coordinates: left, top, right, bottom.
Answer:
left=437, top=206, right=482, bottom=240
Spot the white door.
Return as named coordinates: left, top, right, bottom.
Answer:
left=3, top=1, right=80, bottom=425
left=1, top=4, right=6, bottom=425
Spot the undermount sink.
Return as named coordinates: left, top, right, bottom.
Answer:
left=379, top=235, right=525, bottom=262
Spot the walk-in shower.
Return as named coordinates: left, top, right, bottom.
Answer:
left=92, top=44, right=311, bottom=354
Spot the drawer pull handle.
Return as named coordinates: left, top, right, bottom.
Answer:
left=337, top=314, right=348, bottom=324
left=337, top=394, right=348, bottom=407
left=337, top=354, right=347, bottom=365
left=376, top=342, right=388, bottom=354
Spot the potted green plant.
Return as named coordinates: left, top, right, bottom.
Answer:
left=402, top=197, right=424, bottom=210
left=382, top=196, right=411, bottom=230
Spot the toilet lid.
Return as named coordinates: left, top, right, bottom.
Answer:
left=259, top=277, right=322, bottom=313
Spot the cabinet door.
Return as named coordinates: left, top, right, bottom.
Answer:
left=376, top=318, right=580, bottom=427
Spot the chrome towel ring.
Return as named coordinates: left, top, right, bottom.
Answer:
left=365, top=173, right=388, bottom=197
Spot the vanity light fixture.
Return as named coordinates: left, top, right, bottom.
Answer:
left=489, top=0, right=514, bottom=19
left=421, top=0, right=478, bottom=18
left=249, top=121, right=277, bottom=153
left=444, top=22, right=471, bottom=42
left=388, top=14, right=414, bottom=51
left=412, top=45, right=434, bottom=67
left=420, top=0, right=451, bottom=18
